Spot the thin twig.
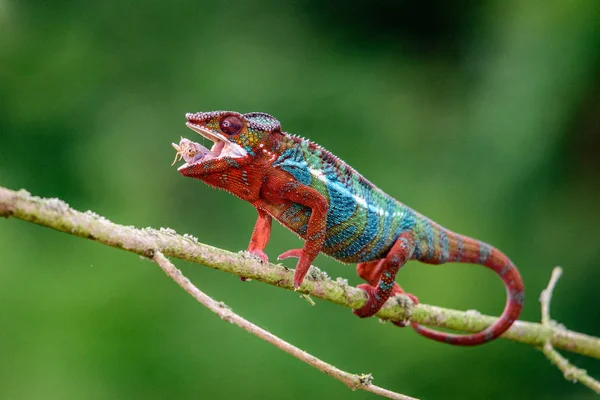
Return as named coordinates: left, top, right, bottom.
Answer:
left=1, top=186, right=600, bottom=360
left=540, top=267, right=562, bottom=326
left=539, top=267, right=600, bottom=394
left=153, top=250, right=417, bottom=400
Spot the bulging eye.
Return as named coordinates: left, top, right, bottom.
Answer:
left=220, top=115, right=243, bottom=135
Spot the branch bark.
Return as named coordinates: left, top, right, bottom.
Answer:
left=1, top=185, right=599, bottom=361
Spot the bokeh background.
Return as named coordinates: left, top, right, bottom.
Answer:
left=1, top=0, right=599, bottom=399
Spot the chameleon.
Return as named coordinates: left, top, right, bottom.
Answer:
left=173, top=110, right=524, bottom=346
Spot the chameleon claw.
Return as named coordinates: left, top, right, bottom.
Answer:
left=390, top=284, right=420, bottom=306
left=391, top=319, right=411, bottom=328
left=247, top=249, right=269, bottom=264
left=353, top=283, right=381, bottom=318
left=279, top=249, right=313, bottom=289
left=278, top=248, right=303, bottom=260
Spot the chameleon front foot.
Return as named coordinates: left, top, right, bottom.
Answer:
left=240, top=249, right=270, bottom=282
left=277, top=249, right=312, bottom=289
left=247, top=249, right=269, bottom=264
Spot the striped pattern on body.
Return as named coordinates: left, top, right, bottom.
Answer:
left=272, top=135, right=412, bottom=263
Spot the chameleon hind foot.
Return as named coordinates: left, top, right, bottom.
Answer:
left=353, top=282, right=419, bottom=320
left=248, top=249, right=269, bottom=264
left=388, top=284, right=419, bottom=327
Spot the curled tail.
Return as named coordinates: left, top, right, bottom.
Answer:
left=412, top=227, right=524, bottom=346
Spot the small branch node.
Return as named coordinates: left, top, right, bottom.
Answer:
left=358, top=373, right=374, bottom=386
left=144, top=249, right=156, bottom=259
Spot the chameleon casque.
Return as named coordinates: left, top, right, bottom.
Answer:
left=173, top=110, right=524, bottom=346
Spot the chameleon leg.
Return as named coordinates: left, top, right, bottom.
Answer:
left=275, top=181, right=329, bottom=289
left=356, top=259, right=385, bottom=284
left=247, top=208, right=272, bottom=263
left=356, top=260, right=419, bottom=305
left=355, top=255, right=419, bottom=327
left=241, top=208, right=272, bottom=282
left=353, top=231, right=415, bottom=318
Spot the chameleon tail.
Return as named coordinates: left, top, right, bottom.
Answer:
left=412, top=229, right=524, bottom=346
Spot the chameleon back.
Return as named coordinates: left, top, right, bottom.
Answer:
left=269, top=134, right=412, bottom=263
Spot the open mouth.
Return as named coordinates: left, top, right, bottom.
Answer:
left=171, top=122, right=247, bottom=170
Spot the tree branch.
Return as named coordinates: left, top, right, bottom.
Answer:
left=539, top=267, right=600, bottom=394
left=1, top=185, right=599, bottom=361
left=153, top=250, right=417, bottom=400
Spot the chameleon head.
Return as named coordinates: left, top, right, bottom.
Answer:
left=175, top=111, right=284, bottom=196
left=183, top=111, right=282, bottom=165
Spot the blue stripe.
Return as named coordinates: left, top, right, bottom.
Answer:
left=479, top=241, right=492, bottom=264
left=439, top=230, right=449, bottom=263
left=333, top=207, right=368, bottom=259
left=361, top=200, right=396, bottom=260
left=456, top=236, right=464, bottom=261
left=424, top=221, right=435, bottom=260
left=324, top=224, right=357, bottom=248
left=335, top=205, right=379, bottom=260
left=325, top=182, right=357, bottom=229
left=278, top=162, right=311, bottom=186
left=273, top=148, right=312, bottom=186
left=322, top=162, right=357, bottom=228
left=400, top=208, right=416, bottom=230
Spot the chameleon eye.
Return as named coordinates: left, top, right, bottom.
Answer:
left=220, top=115, right=243, bottom=136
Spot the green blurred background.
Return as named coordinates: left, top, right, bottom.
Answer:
left=1, top=0, right=599, bottom=398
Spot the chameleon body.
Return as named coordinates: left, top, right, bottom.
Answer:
left=175, top=110, right=524, bottom=346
